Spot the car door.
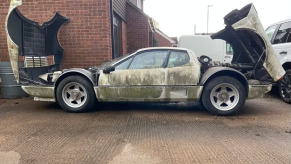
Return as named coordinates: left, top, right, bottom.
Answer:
left=97, top=50, right=169, bottom=101
left=271, top=21, right=291, bottom=65
left=163, top=50, right=202, bottom=101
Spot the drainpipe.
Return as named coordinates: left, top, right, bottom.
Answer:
left=110, top=0, right=114, bottom=59
left=152, top=32, right=155, bottom=47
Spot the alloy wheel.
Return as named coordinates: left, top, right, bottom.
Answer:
left=210, top=83, right=240, bottom=111
left=62, top=82, right=87, bottom=108
left=279, top=72, right=291, bottom=102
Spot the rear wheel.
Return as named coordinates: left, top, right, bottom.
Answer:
left=56, top=76, right=96, bottom=112
left=279, top=70, right=291, bottom=104
left=202, top=76, right=246, bottom=116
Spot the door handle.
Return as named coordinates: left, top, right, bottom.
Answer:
left=225, top=56, right=231, bottom=58
left=280, top=51, right=287, bottom=55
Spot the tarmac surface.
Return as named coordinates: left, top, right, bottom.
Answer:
left=0, top=97, right=290, bottom=164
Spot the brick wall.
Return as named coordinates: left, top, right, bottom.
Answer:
left=0, top=0, right=112, bottom=69
left=155, top=31, right=173, bottom=47
left=126, top=3, right=149, bottom=53
left=121, top=20, right=127, bottom=55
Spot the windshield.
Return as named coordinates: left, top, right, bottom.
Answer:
left=99, top=51, right=136, bottom=67
left=110, top=53, right=133, bottom=64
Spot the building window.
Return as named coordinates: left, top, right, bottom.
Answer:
left=137, top=0, right=142, bottom=9
left=113, top=15, right=122, bottom=58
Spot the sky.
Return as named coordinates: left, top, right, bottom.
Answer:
left=144, top=0, right=291, bottom=38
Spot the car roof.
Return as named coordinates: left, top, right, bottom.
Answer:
left=268, top=19, right=291, bottom=27
left=136, top=47, right=190, bottom=52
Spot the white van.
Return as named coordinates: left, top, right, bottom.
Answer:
left=178, top=35, right=233, bottom=63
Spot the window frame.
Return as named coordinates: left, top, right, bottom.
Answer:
left=113, top=14, right=123, bottom=58
left=280, top=21, right=291, bottom=44
left=125, top=50, right=171, bottom=70
left=114, top=56, right=134, bottom=70
left=268, top=21, right=291, bottom=45
left=165, top=50, right=190, bottom=68
left=266, top=24, right=279, bottom=44
left=113, top=49, right=191, bottom=70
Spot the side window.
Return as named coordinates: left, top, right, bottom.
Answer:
left=226, top=43, right=233, bottom=55
left=265, top=25, right=278, bottom=41
left=115, top=57, right=133, bottom=70
left=167, top=51, right=190, bottom=68
left=273, top=22, right=291, bottom=44
left=128, top=51, right=168, bottom=69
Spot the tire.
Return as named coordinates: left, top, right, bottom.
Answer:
left=279, top=70, right=291, bottom=104
left=56, top=76, right=96, bottom=112
left=201, top=76, right=246, bottom=116
left=199, top=99, right=205, bottom=109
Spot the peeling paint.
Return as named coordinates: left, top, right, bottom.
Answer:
left=21, top=86, right=54, bottom=98
left=247, top=84, right=272, bottom=99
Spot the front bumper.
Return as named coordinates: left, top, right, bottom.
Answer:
left=22, top=86, right=55, bottom=102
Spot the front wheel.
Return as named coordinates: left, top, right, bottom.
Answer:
left=56, top=76, right=96, bottom=112
left=279, top=70, right=291, bottom=104
left=201, top=76, right=246, bottom=116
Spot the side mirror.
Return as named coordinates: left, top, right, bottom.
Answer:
left=103, top=66, right=115, bottom=74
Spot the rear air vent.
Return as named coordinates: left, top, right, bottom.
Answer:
left=24, top=56, right=48, bottom=68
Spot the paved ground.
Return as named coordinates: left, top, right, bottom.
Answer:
left=0, top=96, right=290, bottom=164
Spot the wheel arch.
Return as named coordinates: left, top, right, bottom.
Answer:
left=282, top=62, right=291, bottom=71
left=200, top=67, right=249, bottom=96
left=54, top=69, right=95, bottom=98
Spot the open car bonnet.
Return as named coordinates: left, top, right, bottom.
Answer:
left=211, top=3, right=285, bottom=82
left=5, top=0, right=69, bottom=84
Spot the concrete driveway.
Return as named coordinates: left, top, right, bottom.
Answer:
left=0, top=97, right=290, bottom=164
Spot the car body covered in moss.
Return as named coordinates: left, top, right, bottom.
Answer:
left=6, top=1, right=285, bottom=115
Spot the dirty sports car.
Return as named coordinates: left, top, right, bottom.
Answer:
left=6, top=2, right=285, bottom=115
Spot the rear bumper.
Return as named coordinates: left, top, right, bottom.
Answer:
left=248, top=85, right=272, bottom=99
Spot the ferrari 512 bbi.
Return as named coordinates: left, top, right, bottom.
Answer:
left=5, top=1, right=285, bottom=115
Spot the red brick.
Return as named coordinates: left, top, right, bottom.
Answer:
left=126, top=3, right=149, bottom=53
left=0, top=0, right=112, bottom=69
left=155, top=31, right=173, bottom=47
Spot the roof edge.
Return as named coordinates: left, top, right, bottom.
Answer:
left=155, top=29, right=175, bottom=43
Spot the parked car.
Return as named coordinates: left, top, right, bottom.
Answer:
left=5, top=2, right=285, bottom=115
left=178, top=35, right=233, bottom=64
left=265, top=20, right=291, bottom=103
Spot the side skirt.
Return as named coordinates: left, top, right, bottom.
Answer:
left=247, top=84, right=272, bottom=99
left=94, top=86, right=203, bottom=102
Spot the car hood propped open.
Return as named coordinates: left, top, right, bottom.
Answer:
left=211, top=3, right=285, bottom=81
